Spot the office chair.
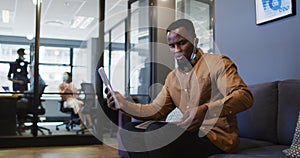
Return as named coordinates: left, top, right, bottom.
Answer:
left=55, top=100, right=80, bottom=131
left=76, top=82, right=97, bottom=135
left=20, top=85, right=52, bottom=136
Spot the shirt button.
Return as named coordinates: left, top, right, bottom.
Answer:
left=184, top=89, right=188, bottom=92
left=187, top=106, right=190, bottom=109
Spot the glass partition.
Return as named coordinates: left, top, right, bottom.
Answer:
left=0, top=0, right=100, bottom=140
left=128, top=0, right=151, bottom=97
left=37, top=0, right=99, bottom=137
left=176, top=0, right=214, bottom=53
left=0, top=0, right=214, bottom=147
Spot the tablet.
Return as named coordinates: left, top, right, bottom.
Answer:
left=98, top=67, right=120, bottom=109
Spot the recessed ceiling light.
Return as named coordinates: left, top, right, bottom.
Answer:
left=46, top=20, right=64, bottom=26
left=79, top=17, right=95, bottom=29
left=2, top=10, right=10, bottom=23
left=71, top=16, right=84, bottom=28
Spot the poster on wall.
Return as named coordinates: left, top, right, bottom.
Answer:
left=255, top=0, right=296, bottom=25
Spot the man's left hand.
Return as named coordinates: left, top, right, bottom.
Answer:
left=176, top=105, right=208, bottom=132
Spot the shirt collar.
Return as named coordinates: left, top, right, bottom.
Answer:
left=190, top=48, right=203, bottom=66
left=176, top=49, right=204, bottom=73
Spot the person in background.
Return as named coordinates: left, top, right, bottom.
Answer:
left=59, top=72, right=93, bottom=129
left=16, top=66, right=46, bottom=131
left=105, top=19, right=253, bottom=158
left=7, top=48, right=29, bottom=92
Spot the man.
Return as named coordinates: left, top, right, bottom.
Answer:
left=7, top=48, right=29, bottom=92
left=16, top=66, right=46, bottom=131
left=105, top=19, right=253, bottom=158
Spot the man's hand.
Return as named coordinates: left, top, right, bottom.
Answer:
left=15, top=79, right=24, bottom=84
left=176, top=105, right=208, bottom=132
left=104, top=87, right=125, bottom=110
left=8, top=77, right=24, bottom=85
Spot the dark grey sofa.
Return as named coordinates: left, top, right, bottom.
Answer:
left=210, top=79, right=300, bottom=158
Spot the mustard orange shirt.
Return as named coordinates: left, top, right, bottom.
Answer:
left=123, top=50, right=253, bottom=153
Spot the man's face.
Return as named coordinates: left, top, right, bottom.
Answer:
left=167, top=27, right=195, bottom=69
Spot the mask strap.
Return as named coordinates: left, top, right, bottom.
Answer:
left=190, top=38, right=198, bottom=61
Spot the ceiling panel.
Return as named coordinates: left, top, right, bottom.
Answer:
left=43, top=0, right=86, bottom=27
left=0, top=0, right=127, bottom=41
left=0, top=0, right=17, bottom=28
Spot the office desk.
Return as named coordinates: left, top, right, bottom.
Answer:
left=0, top=94, right=18, bottom=136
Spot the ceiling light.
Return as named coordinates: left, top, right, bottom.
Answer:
left=71, top=16, right=84, bottom=28
left=26, top=34, right=34, bottom=40
left=32, top=0, right=37, bottom=5
left=32, top=0, right=42, bottom=5
left=2, top=10, right=10, bottom=23
left=46, top=20, right=64, bottom=26
left=79, top=17, right=95, bottom=29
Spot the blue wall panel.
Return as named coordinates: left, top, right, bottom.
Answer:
left=214, top=0, right=300, bottom=85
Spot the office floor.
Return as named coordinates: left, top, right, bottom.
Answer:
left=18, top=121, right=117, bottom=136
left=0, top=123, right=121, bottom=158
left=19, top=121, right=90, bottom=136
left=17, top=122, right=118, bottom=144
left=0, top=144, right=121, bottom=158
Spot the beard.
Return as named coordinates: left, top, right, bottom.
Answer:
left=176, top=55, right=193, bottom=72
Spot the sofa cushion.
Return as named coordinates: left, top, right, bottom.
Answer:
left=209, top=145, right=289, bottom=158
left=237, top=81, right=278, bottom=144
left=238, top=145, right=289, bottom=157
left=278, top=80, right=300, bottom=145
left=237, top=138, right=274, bottom=152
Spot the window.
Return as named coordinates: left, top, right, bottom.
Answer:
left=39, top=46, right=70, bottom=65
left=0, top=43, right=88, bottom=96
left=176, top=0, right=214, bottom=53
left=38, top=46, right=72, bottom=93
left=73, top=47, right=89, bottom=89
left=0, top=44, right=30, bottom=92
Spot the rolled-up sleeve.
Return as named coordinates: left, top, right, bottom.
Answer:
left=122, top=77, right=175, bottom=120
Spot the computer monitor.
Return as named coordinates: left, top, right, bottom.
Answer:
left=2, top=86, right=10, bottom=92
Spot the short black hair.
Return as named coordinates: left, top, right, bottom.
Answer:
left=166, top=19, right=196, bottom=38
left=17, top=48, right=25, bottom=54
